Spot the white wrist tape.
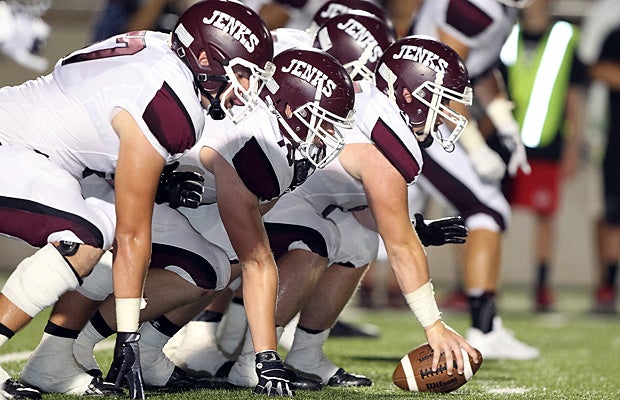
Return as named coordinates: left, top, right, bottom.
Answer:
left=486, top=98, right=517, bottom=131
left=457, top=119, right=486, bottom=153
left=116, top=297, right=146, bottom=332
left=404, top=281, right=442, bottom=328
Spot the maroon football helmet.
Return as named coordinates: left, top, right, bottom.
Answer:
left=171, top=0, right=275, bottom=122
left=313, top=12, right=395, bottom=82
left=308, top=0, right=394, bottom=37
left=374, top=35, right=473, bottom=152
left=260, top=48, right=355, bottom=168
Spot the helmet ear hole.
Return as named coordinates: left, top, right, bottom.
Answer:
left=284, top=103, right=294, bottom=119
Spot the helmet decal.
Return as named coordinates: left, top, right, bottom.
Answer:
left=202, top=10, right=260, bottom=53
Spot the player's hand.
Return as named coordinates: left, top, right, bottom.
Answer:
left=468, top=144, right=506, bottom=184
left=253, top=350, right=294, bottom=396
left=413, top=213, right=467, bottom=247
left=155, top=161, right=204, bottom=209
left=106, top=332, right=145, bottom=400
left=424, top=321, right=478, bottom=376
left=506, top=140, right=531, bottom=176
left=495, top=118, right=531, bottom=177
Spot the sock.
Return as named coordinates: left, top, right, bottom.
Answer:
left=604, top=262, right=618, bottom=289
left=44, top=321, right=80, bottom=339
left=74, top=320, right=107, bottom=373
left=536, top=261, right=549, bottom=291
left=139, top=319, right=178, bottom=386
left=468, top=291, right=496, bottom=334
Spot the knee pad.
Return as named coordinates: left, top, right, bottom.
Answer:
left=2, top=243, right=81, bottom=317
left=465, top=213, right=502, bottom=233
left=76, top=251, right=113, bottom=301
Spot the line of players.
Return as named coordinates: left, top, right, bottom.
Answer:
left=0, top=0, right=538, bottom=398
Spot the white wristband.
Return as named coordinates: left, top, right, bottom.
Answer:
left=486, top=98, right=516, bottom=130
left=115, top=297, right=146, bottom=332
left=404, top=281, right=442, bottom=328
left=458, top=119, right=486, bottom=153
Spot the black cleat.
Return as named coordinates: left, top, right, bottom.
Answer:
left=327, top=368, right=372, bottom=387
left=284, top=367, right=322, bottom=391
left=84, top=376, right=124, bottom=396
left=329, top=320, right=379, bottom=338
left=0, top=379, right=42, bottom=399
left=146, top=366, right=223, bottom=393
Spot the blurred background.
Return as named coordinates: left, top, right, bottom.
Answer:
left=0, top=0, right=609, bottom=292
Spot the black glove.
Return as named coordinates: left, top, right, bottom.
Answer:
left=105, top=332, right=145, bottom=400
left=413, top=213, right=468, bottom=247
left=253, top=350, right=294, bottom=397
left=155, top=161, right=204, bottom=209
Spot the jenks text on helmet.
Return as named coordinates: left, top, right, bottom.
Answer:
left=393, top=45, right=448, bottom=75
left=203, top=10, right=259, bottom=53
left=337, top=18, right=382, bottom=62
left=281, top=59, right=337, bottom=97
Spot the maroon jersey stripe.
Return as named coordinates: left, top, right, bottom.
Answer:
left=0, top=197, right=105, bottom=248
left=232, top=137, right=281, bottom=202
left=447, top=0, right=493, bottom=38
left=420, top=149, right=507, bottom=231
left=143, top=82, right=197, bottom=155
left=370, top=118, right=421, bottom=184
left=150, top=243, right=218, bottom=289
left=264, top=222, right=328, bottom=260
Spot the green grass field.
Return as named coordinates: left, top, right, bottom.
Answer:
left=1, top=285, right=619, bottom=400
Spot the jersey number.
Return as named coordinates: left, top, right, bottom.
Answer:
left=62, top=31, right=147, bottom=66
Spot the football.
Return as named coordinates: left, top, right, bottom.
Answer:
left=392, top=343, right=483, bottom=393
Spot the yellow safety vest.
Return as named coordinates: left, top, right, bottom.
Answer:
left=500, top=21, right=580, bottom=148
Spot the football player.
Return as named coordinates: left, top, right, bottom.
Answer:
left=408, top=0, right=540, bottom=360
left=0, top=1, right=275, bottom=399
left=203, top=30, right=480, bottom=389
left=23, top=46, right=356, bottom=396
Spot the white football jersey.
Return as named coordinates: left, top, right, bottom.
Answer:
left=271, top=27, right=313, bottom=55
left=412, top=0, right=517, bottom=80
left=293, top=79, right=423, bottom=215
left=0, top=31, right=203, bottom=179
left=179, top=101, right=297, bottom=205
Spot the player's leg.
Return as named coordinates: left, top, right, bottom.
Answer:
left=285, top=263, right=373, bottom=387
left=166, top=280, right=239, bottom=380
left=226, top=248, right=328, bottom=390
left=593, top=153, right=620, bottom=314
left=420, top=143, right=539, bottom=360
left=284, top=209, right=376, bottom=387
left=0, top=152, right=116, bottom=397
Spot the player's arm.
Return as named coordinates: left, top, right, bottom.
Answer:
left=436, top=28, right=509, bottom=182
left=110, top=109, right=165, bottom=399
left=199, top=145, right=278, bottom=352
left=112, top=109, right=164, bottom=328
left=341, top=143, right=478, bottom=374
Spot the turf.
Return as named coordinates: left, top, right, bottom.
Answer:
left=1, top=285, right=619, bottom=400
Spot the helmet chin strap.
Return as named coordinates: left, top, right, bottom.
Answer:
left=204, top=83, right=227, bottom=120
left=196, top=75, right=229, bottom=120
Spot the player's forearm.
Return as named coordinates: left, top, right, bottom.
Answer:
left=589, top=62, right=620, bottom=90
left=112, top=236, right=150, bottom=332
left=241, top=255, right=279, bottom=352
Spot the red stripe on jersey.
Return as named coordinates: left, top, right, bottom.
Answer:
left=371, top=118, right=421, bottom=184
left=446, top=0, right=493, bottom=38
left=0, top=197, right=105, bottom=248
left=232, top=137, right=282, bottom=201
left=143, top=82, right=197, bottom=155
